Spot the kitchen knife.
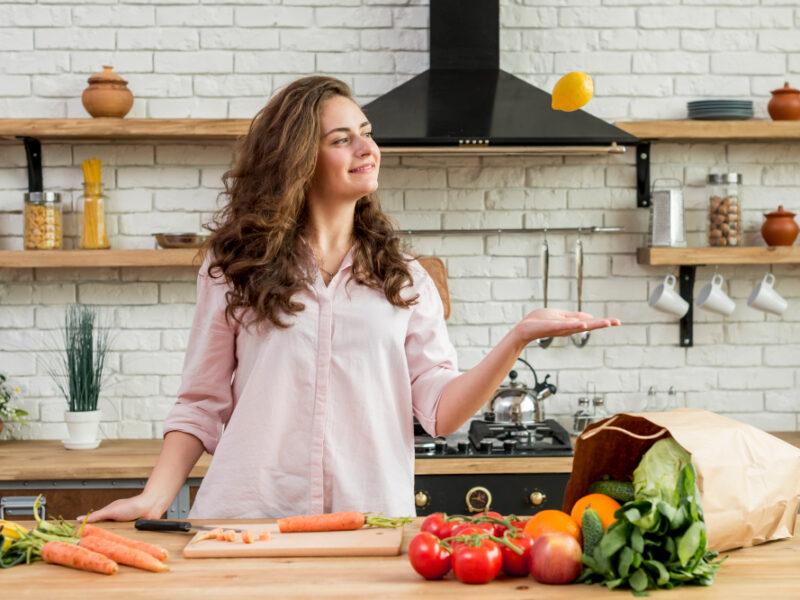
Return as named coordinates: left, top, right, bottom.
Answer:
left=135, top=519, right=247, bottom=533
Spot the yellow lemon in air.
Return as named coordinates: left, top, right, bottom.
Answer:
left=551, top=72, right=594, bottom=112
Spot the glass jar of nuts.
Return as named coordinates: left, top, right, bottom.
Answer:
left=707, top=173, right=742, bottom=247
left=24, top=191, right=63, bottom=250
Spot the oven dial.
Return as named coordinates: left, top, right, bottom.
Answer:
left=457, top=439, right=470, bottom=454
left=528, top=490, right=547, bottom=506
left=465, top=486, right=492, bottom=513
left=415, top=490, right=431, bottom=509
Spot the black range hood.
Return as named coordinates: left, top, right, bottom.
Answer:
left=363, top=0, right=637, bottom=149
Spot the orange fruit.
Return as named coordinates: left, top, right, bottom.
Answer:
left=570, top=493, right=622, bottom=531
left=523, top=509, right=581, bottom=543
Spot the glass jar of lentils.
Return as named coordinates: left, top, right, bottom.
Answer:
left=707, top=173, right=742, bottom=246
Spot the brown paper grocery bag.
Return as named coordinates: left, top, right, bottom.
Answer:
left=563, top=408, right=800, bottom=552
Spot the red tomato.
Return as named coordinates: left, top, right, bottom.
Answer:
left=437, top=519, right=466, bottom=539
left=495, top=517, right=529, bottom=537
left=475, top=511, right=505, bottom=536
left=452, top=522, right=493, bottom=536
left=407, top=532, right=452, bottom=580
left=499, top=532, right=535, bottom=577
left=452, top=538, right=503, bottom=584
left=420, top=513, right=447, bottom=538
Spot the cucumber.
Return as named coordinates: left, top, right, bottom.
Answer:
left=589, top=479, right=635, bottom=503
left=581, top=508, right=604, bottom=557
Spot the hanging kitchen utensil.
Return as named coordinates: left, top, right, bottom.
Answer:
left=571, top=237, right=590, bottom=347
left=536, top=231, right=553, bottom=349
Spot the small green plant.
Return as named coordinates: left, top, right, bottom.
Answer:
left=46, top=304, right=111, bottom=412
left=0, top=373, right=28, bottom=425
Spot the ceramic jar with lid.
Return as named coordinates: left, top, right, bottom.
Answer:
left=707, top=173, right=742, bottom=247
left=768, top=82, right=800, bottom=121
left=81, top=66, right=134, bottom=118
left=761, top=206, right=799, bottom=246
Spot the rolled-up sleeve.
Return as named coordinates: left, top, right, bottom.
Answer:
left=162, top=256, right=238, bottom=454
left=405, top=263, right=460, bottom=438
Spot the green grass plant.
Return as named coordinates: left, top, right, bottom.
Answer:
left=47, top=304, right=111, bottom=413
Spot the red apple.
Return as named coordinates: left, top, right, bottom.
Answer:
left=528, top=532, right=582, bottom=585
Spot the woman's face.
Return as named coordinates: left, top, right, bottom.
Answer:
left=309, top=95, right=380, bottom=203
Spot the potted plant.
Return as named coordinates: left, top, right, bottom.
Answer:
left=47, top=304, right=111, bottom=450
left=0, top=373, right=28, bottom=438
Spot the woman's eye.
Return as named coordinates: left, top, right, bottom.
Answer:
left=333, top=137, right=348, bottom=145
left=363, top=131, right=373, bottom=138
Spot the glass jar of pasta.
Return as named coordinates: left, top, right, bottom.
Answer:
left=79, top=181, right=110, bottom=249
left=707, top=173, right=742, bottom=247
left=24, top=192, right=63, bottom=250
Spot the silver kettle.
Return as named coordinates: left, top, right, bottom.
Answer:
left=484, top=358, right=557, bottom=424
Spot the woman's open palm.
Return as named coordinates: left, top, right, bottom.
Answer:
left=516, top=308, right=620, bottom=345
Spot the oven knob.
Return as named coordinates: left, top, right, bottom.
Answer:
left=434, top=439, right=447, bottom=454
left=503, top=439, right=517, bottom=454
left=457, top=439, right=470, bottom=454
left=479, top=439, right=493, bottom=454
left=529, top=490, right=547, bottom=506
left=465, top=486, right=492, bottom=513
left=415, top=490, right=431, bottom=509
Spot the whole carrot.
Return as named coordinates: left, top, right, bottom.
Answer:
left=277, top=511, right=411, bottom=533
left=40, top=541, right=118, bottom=575
left=80, top=524, right=168, bottom=561
left=79, top=536, right=169, bottom=573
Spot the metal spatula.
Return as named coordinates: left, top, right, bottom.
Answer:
left=536, top=237, right=554, bottom=349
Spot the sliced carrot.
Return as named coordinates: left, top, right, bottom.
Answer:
left=191, top=527, right=223, bottom=544
left=241, top=530, right=254, bottom=544
left=80, top=524, right=168, bottom=561
left=41, top=540, right=118, bottom=575
left=223, top=530, right=236, bottom=542
left=278, top=511, right=364, bottom=533
left=79, top=536, right=169, bottom=573
left=258, top=530, right=271, bottom=541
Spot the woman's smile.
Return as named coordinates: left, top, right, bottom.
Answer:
left=349, top=163, right=375, bottom=174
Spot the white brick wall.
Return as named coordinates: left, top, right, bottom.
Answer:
left=1, top=0, right=800, bottom=439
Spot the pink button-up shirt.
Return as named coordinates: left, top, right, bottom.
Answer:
left=163, top=246, right=460, bottom=518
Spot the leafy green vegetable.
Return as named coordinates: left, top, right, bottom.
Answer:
left=580, top=437, right=725, bottom=596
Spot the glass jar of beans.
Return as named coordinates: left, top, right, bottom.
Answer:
left=24, top=192, right=63, bottom=250
left=707, top=173, right=742, bottom=247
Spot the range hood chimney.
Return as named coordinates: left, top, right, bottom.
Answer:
left=362, top=0, right=637, bottom=150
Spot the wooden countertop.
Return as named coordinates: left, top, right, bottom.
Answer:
left=4, top=516, right=800, bottom=599
left=3, top=432, right=800, bottom=480
left=0, top=439, right=577, bottom=480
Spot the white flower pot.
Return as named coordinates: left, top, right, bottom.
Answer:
left=63, top=410, right=102, bottom=450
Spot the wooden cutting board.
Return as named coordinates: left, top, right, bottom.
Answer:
left=182, top=524, right=404, bottom=558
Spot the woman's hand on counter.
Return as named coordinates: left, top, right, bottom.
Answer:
left=513, top=308, right=620, bottom=346
left=77, top=493, right=165, bottom=523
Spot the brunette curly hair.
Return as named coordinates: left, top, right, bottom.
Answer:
left=204, top=76, right=418, bottom=330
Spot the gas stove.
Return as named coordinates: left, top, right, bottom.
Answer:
left=414, top=418, right=573, bottom=458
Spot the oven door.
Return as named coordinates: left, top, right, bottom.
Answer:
left=414, top=473, right=570, bottom=516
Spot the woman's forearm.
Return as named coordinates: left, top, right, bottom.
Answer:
left=435, top=325, right=527, bottom=437
left=142, top=431, right=206, bottom=515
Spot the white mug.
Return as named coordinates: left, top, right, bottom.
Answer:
left=648, top=274, right=689, bottom=317
left=747, top=272, right=788, bottom=316
left=696, top=273, right=736, bottom=316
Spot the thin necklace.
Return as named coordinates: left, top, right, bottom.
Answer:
left=301, top=236, right=336, bottom=279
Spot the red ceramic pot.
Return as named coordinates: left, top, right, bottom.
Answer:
left=761, top=205, right=799, bottom=246
left=768, top=82, right=800, bottom=121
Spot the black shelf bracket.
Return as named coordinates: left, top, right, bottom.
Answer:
left=19, top=136, right=43, bottom=193
left=678, top=265, right=696, bottom=347
left=636, top=141, right=651, bottom=208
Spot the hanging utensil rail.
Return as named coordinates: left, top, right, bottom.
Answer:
left=401, top=226, right=623, bottom=235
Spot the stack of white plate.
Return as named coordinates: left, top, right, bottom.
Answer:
left=687, top=100, right=754, bottom=120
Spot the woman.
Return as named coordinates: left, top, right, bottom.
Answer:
left=83, top=76, right=619, bottom=521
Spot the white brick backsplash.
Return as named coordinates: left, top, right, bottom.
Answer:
left=201, top=28, right=280, bottom=50
left=77, top=283, right=159, bottom=305
left=156, top=52, right=233, bottom=74
left=73, top=6, right=155, bottom=27
left=3, top=3, right=800, bottom=436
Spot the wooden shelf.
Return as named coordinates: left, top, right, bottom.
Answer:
left=0, top=249, right=203, bottom=268
left=638, top=246, right=800, bottom=266
left=616, top=120, right=800, bottom=141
